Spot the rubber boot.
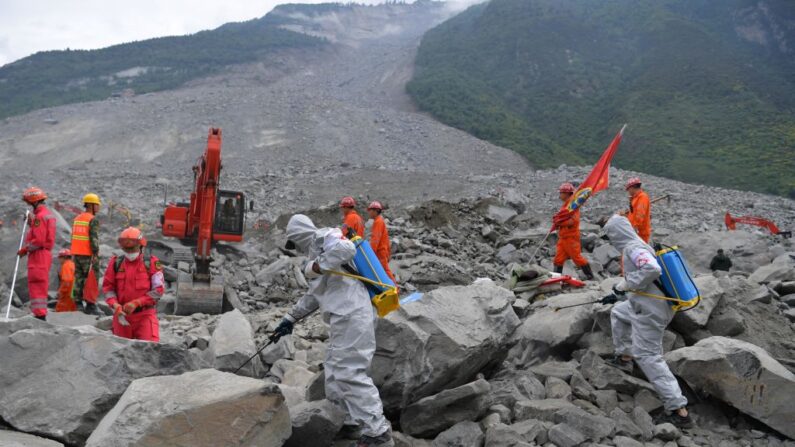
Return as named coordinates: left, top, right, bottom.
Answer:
left=581, top=263, right=595, bottom=280
left=34, top=315, right=47, bottom=321
left=553, top=265, right=563, bottom=274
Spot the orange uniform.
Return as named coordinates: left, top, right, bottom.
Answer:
left=55, top=259, right=77, bottom=312
left=554, top=206, right=588, bottom=267
left=370, top=215, right=396, bottom=284
left=627, top=190, right=651, bottom=243
left=343, top=211, right=365, bottom=238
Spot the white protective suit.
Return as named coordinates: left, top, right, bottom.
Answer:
left=285, top=214, right=391, bottom=437
left=605, top=215, right=688, bottom=412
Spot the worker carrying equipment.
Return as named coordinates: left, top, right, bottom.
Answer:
left=602, top=215, right=692, bottom=428
left=19, top=187, right=56, bottom=320
left=280, top=214, right=393, bottom=446
left=553, top=183, right=595, bottom=280
left=340, top=196, right=365, bottom=238
left=624, top=177, right=651, bottom=243
left=55, top=249, right=76, bottom=312
left=71, top=192, right=102, bottom=314
left=102, top=227, right=164, bottom=341
left=366, top=201, right=397, bottom=286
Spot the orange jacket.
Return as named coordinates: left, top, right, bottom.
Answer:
left=556, top=205, right=581, bottom=240
left=628, top=190, right=651, bottom=241
left=56, top=259, right=77, bottom=312
left=71, top=212, right=95, bottom=256
left=370, top=215, right=391, bottom=264
left=343, top=211, right=365, bottom=238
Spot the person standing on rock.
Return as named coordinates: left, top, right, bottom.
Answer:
left=622, top=177, right=651, bottom=243
left=102, top=227, right=164, bottom=342
left=340, top=196, right=365, bottom=238
left=71, top=193, right=102, bottom=314
left=273, top=214, right=394, bottom=447
left=55, top=249, right=77, bottom=312
left=600, top=215, right=693, bottom=428
left=709, top=249, right=732, bottom=272
left=367, top=201, right=397, bottom=285
left=17, top=187, right=57, bottom=320
left=553, top=183, right=595, bottom=280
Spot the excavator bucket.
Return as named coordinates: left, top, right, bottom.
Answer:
left=175, top=271, right=224, bottom=315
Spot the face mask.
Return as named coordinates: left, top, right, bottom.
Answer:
left=124, top=252, right=140, bottom=262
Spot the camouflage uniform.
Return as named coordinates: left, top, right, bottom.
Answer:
left=73, top=218, right=100, bottom=306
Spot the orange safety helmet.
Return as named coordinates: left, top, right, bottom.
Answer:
left=625, top=177, right=642, bottom=190
left=367, top=201, right=384, bottom=211
left=118, top=227, right=144, bottom=249
left=22, top=187, right=47, bottom=204
left=558, top=183, right=575, bottom=194
left=339, top=196, right=356, bottom=208
left=57, top=249, right=72, bottom=258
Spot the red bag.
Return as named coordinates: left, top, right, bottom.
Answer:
left=83, top=265, right=99, bottom=304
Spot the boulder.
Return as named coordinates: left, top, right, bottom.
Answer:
left=593, top=244, right=621, bottom=266
left=484, top=423, right=532, bottom=447
left=284, top=400, right=345, bottom=447
left=665, top=336, right=795, bottom=439
left=547, top=423, right=586, bottom=447
left=86, top=369, right=291, bottom=447
left=610, top=408, right=643, bottom=438
left=45, top=311, right=101, bottom=328
left=485, top=205, right=518, bottom=224
left=432, top=421, right=484, bottom=447
left=0, top=323, right=202, bottom=445
left=372, top=283, right=520, bottom=413
left=400, top=379, right=492, bottom=438
left=579, top=350, right=654, bottom=395
left=488, top=369, right=545, bottom=412
left=749, top=260, right=795, bottom=284
left=513, top=399, right=575, bottom=422
left=208, top=309, right=262, bottom=377
left=510, top=292, right=597, bottom=361
left=552, top=406, right=615, bottom=440
left=497, top=244, right=520, bottom=264
left=0, top=430, right=64, bottom=447
left=671, top=275, right=725, bottom=334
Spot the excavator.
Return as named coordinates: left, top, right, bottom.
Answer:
left=160, top=128, right=246, bottom=314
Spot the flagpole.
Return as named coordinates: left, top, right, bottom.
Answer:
left=528, top=229, right=553, bottom=263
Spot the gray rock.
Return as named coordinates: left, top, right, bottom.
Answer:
left=579, top=350, right=654, bottom=395
left=401, top=379, right=492, bottom=438
left=497, top=244, right=520, bottom=264
left=261, top=336, right=295, bottom=365
left=613, top=435, right=644, bottom=447
left=633, top=388, right=663, bottom=413
left=224, top=285, right=250, bottom=313
left=547, top=423, right=586, bottom=447
left=552, top=406, right=615, bottom=440
left=305, top=371, right=326, bottom=401
left=748, top=285, right=774, bottom=304
left=86, top=369, right=291, bottom=447
left=631, top=406, right=655, bottom=441
left=593, top=244, right=621, bottom=266
left=208, top=309, right=262, bottom=377
left=0, top=430, right=64, bottom=447
left=486, top=205, right=518, bottom=225
left=372, top=283, right=520, bottom=413
left=775, top=281, right=795, bottom=295
left=590, top=389, right=618, bottom=413
left=784, top=308, right=795, bottom=322
left=432, top=421, right=484, bottom=447
left=488, top=370, right=545, bottom=411
left=284, top=400, right=345, bottom=447
left=255, top=257, right=293, bottom=286
left=45, top=311, right=100, bottom=328
left=610, top=408, right=643, bottom=438
left=544, top=376, right=571, bottom=400
left=483, top=423, right=532, bottom=447
left=394, top=432, right=434, bottom=447
left=653, top=422, right=681, bottom=441
left=749, top=261, right=795, bottom=284
left=665, top=336, right=795, bottom=439
left=528, top=360, right=579, bottom=381
left=781, top=293, right=795, bottom=307
left=706, top=307, right=746, bottom=336
left=0, top=323, right=201, bottom=445
left=513, top=399, right=575, bottom=422
left=671, top=275, right=724, bottom=333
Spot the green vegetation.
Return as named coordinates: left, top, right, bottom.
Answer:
left=0, top=10, right=325, bottom=119
left=408, top=0, right=795, bottom=197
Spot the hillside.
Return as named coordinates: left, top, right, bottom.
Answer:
left=408, top=0, right=795, bottom=197
left=0, top=7, right=327, bottom=119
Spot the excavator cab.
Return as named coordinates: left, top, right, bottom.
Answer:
left=214, top=190, right=246, bottom=240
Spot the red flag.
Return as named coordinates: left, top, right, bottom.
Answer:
left=83, top=264, right=99, bottom=304
left=553, top=125, right=626, bottom=227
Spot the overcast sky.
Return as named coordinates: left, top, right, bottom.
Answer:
left=0, top=0, right=481, bottom=67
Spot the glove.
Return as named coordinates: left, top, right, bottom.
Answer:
left=122, top=299, right=142, bottom=315
left=613, top=280, right=628, bottom=296
left=270, top=318, right=294, bottom=342
left=17, top=247, right=28, bottom=257
left=601, top=294, right=619, bottom=305
left=304, top=260, right=321, bottom=280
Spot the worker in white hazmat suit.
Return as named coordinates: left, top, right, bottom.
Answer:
left=272, top=214, right=394, bottom=447
left=600, top=215, right=693, bottom=428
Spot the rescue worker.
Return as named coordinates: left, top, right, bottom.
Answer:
left=71, top=193, right=102, bottom=314
left=366, top=201, right=396, bottom=285
left=623, top=177, right=651, bottom=243
left=102, top=227, right=164, bottom=342
left=709, top=249, right=732, bottom=272
left=340, top=196, right=365, bottom=238
left=17, top=187, right=56, bottom=320
left=55, top=249, right=77, bottom=312
left=600, top=215, right=693, bottom=428
left=273, top=215, right=393, bottom=447
left=553, top=183, right=595, bottom=280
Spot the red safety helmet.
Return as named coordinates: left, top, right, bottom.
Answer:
left=625, top=177, right=642, bottom=190
left=339, top=196, right=356, bottom=208
left=118, top=227, right=144, bottom=249
left=57, top=249, right=72, bottom=258
left=367, top=201, right=384, bottom=211
left=22, top=187, right=47, bottom=204
left=558, top=183, right=575, bottom=194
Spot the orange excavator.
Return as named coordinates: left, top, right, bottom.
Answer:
left=161, top=128, right=246, bottom=314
